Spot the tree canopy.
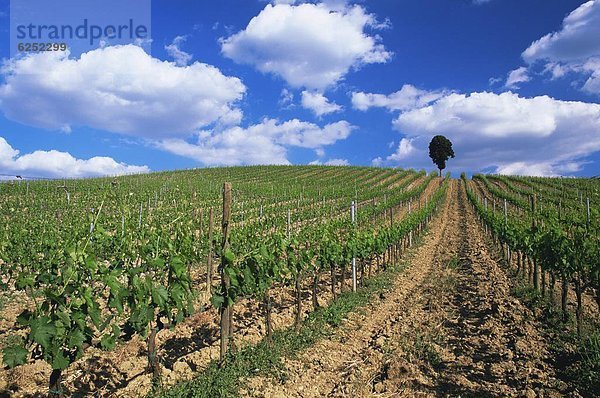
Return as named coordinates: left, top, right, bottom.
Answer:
left=428, top=135, right=455, bottom=176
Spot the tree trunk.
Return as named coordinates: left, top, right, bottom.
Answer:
left=575, top=276, right=583, bottom=336
left=229, top=304, right=236, bottom=353
left=541, top=268, right=546, bottom=297
left=359, top=260, right=365, bottom=286
left=533, top=258, right=539, bottom=291
left=330, top=264, right=336, bottom=298
left=596, top=286, right=600, bottom=315
left=312, top=272, right=319, bottom=310
left=147, top=327, right=160, bottom=380
left=206, top=208, right=214, bottom=295
left=561, top=276, right=569, bottom=322
left=549, top=273, right=556, bottom=305
left=295, top=274, right=302, bottom=330
left=264, top=293, right=272, bottom=341
left=49, top=369, right=63, bottom=398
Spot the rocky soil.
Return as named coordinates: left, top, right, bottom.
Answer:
left=244, top=180, right=581, bottom=398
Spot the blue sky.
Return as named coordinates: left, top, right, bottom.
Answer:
left=0, top=0, right=599, bottom=178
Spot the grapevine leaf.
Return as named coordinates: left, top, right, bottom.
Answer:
left=170, top=257, right=186, bottom=279
left=224, top=249, right=235, bottom=266
left=15, top=274, right=34, bottom=289
left=51, top=351, right=70, bottom=370
left=30, top=317, right=55, bottom=350
left=2, top=345, right=28, bottom=368
left=100, top=334, right=116, bottom=350
left=152, top=286, right=169, bottom=309
left=210, top=294, right=224, bottom=309
left=16, top=310, right=33, bottom=326
left=68, top=329, right=86, bottom=349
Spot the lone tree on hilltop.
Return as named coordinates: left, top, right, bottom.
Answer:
left=428, top=135, right=455, bottom=177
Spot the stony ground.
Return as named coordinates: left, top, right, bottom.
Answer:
left=1, top=179, right=590, bottom=397
left=244, top=180, right=581, bottom=398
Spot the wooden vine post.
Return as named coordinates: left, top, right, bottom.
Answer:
left=219, top=182, right=232, bottom=362
left=503, top=199, right=511, bottom=264
left=351, top=200, right=357, bottom=292
left=206, top=207, right=214, bottom=296
left=389, top=207, right=394, bottom=266
left=530, top=194, right=539, bottom=291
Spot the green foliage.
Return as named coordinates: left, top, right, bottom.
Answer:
left=428, top=135, right=455, bottom=173
left=0, top=165, right=445, bottom=392
left=578, top=332, right=600, bottom=390
left=2, top=345, right=28, bottom=368
left=152, top=244, right=410, bottom=398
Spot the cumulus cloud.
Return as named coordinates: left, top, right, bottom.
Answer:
left=220, top=2, right=391, bottom=89
left=495, top=161, right=583, bottom=176
left=279, top=88, right=295, bottom=108
left=372, top=138, right=420, bottom=167
left=0, top=45, right=246, bottom=138
left=522, top=0, right=600, bottom=94
left=505, top=67, right=530, bottom=89
left=157, top=118, right=354, bottom=166
left=376, top=91, right=600, bottom=176
left=301, top=91, right=342, bottom=116
left=309, top=158, right=349, bottom=166
left=351, top=85, right=448, bottom=112
left=0, top=136, right=149, bottom=178
left=165, top=35, right=193, bottom=66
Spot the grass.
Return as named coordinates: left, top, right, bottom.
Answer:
left=480, top=232, right=600, bottom=396
left=510, top=277, right=600, bottom=397
left=150, top=200, right=441, bottom=398
left=401, top=332, right=442, bottom=367
left=151, top=260, right=412, bottom=398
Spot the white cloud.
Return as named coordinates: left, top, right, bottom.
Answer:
left=388, top=138, right=417, bottom=161
left=488, top=76, right=503, bottom=86
left=301, top=91, right=342, bottom=116
left=372, top=138, right=420, bottom=167
left=0, top=45, right=246, bottom=138
left=379, top=91, right=600, bottom=176
left=0, top=136, right=149, bottom=178
left=505, top=67, right=530, bottom=89
left=495, top=161, right=583, bottom=176
left=326, top=158, right=349, bottom=166
left=165, top=35, right=193, bottom=66
left=157, top=118, right=354, bottom=166
left=309, top=158, right=349, bottom=166
left=522, top=0, right=600, bottom=94
left=542, top=62, right=570, bottom=79
left=220, top=2, right=391, bottom=89
left=279, top=88, right=295, bottom=108
left=351, top=84, right=448, bottom=112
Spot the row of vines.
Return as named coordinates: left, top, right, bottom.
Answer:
left=0, top=166, right=445, bottom=396
left=463, top=173, right=599, bottom=335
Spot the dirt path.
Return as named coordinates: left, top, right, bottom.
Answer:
left=245, top=180, right=573, bottom=398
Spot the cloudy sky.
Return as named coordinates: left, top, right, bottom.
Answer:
left=1, top=0, right=600, bottom=178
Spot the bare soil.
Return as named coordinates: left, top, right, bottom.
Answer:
left=244, top=180, right=582, bottom=398
left=0, top=180, right=437, bottom=398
